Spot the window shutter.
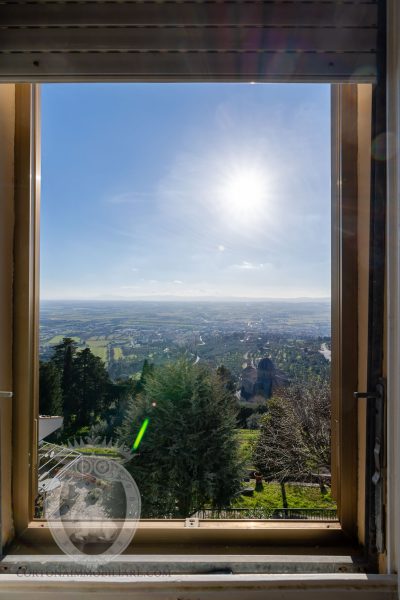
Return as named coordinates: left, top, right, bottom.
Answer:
left=0, top=1, right=378, bottom=81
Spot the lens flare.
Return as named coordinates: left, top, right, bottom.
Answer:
left=132, top=418, right=150, bottom=451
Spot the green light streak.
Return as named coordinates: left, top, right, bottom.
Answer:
left=132, top=418, right=150, bottom=451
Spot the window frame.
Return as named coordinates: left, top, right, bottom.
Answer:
left=6, top=80, right=372, bottom=552
left=331, top=83, right=364, bottom=541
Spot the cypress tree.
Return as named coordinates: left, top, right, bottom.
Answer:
left=50, top=337, right=78, bottom=427
left=73, top=347, right=110, bottom=426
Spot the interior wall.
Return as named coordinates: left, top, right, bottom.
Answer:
left=0, top=84, right=15, bottom=548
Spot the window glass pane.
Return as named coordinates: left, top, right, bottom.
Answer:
left=37, top=83, right=335, bottom=527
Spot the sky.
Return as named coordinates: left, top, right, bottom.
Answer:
left=40, top=83, right=331, bottom=301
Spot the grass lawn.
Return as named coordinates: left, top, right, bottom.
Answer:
left=237, top=429, right=260, bottom=442
left=233, top=481, right=336, bottom=510
left=76, top=446, right=121, bottom=458
left=235, top=429, right=336, bottom=511
left=236, top=428, right=260, bottom=470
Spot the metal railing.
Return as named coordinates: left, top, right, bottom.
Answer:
left=192, top=507, right=338, bottom=521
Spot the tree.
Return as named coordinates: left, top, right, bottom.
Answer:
left=246, top=412, right=262, bottom=430
left=236, top=400, right=267, bottom=429
left=135, top=359, right=155, bottom=393
left=118, top=359, right=242, bottom=518
left=253, top=377, right=331, bottom=483
left=39, top=361, right=62, bottom=416
left=216, top=364, right=236, bottom=393
left=101, top=377, right=137, bottom=437
left=73, top=348, right=111, bottom=426
left=50, top=337, right=78, bottom=427
left=44, top=338, right=115, bottom=434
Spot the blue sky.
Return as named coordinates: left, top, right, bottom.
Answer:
left=40, top=83, right=331, bottom=300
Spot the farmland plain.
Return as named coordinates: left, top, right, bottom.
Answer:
left=40, top=299, right=331, bottom=381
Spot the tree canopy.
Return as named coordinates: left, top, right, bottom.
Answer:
left=253, top=376, right=331, bottom=483
left=118, top=359, right=242, bottom=518
left=39, top=361, right=62, bottom=416
left=39, top=337, right=136, bottom=439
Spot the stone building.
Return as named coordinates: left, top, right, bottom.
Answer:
left=240, top=356, right=275, bottom=401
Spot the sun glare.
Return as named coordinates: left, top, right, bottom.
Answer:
left=219, top=166, right=267, bottom=225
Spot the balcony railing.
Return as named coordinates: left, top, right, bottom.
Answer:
left=192, top=507, right=338, bottom=520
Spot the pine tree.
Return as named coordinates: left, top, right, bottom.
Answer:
left=118, top=359, right=242, bottom=518
left=39, top=361, right=62, bottom=416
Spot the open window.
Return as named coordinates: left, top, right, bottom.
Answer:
left=34, top=81, right=337, bottom=527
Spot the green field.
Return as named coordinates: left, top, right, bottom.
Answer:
left=48, top=335, right=81, bottom=345
left=87, top=344, right=108, bottom=362
left=113, top=347, right=123, bottom=360
left=87, top=339, right=109, bottom=347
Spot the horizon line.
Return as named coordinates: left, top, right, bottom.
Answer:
left=40, top=296, right=331, bottom=303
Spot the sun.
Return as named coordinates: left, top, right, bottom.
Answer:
left=219, top=166, right=267, bottom=225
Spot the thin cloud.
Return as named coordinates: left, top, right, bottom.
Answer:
left=232, top=261, right=265, bottom=270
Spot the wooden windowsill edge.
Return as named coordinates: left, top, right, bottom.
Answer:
left=9, top=519, right=348, bottom=550
left=23, top=519, right=342, bottom=531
